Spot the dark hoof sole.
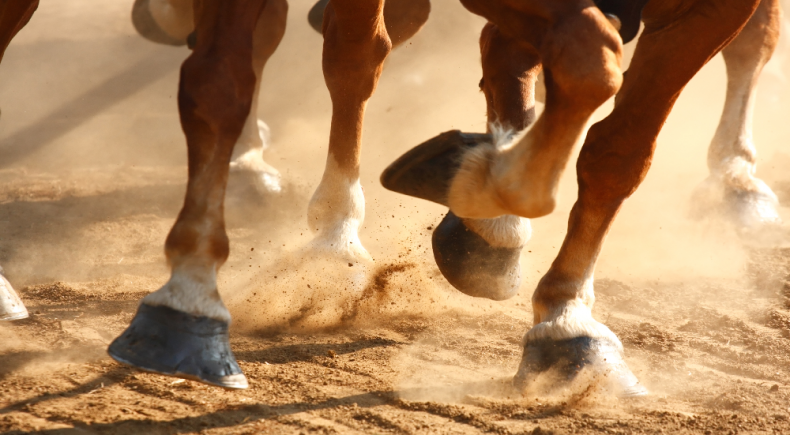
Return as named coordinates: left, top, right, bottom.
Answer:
left=381, top=130, right=491, bottom=206
left=308, top=0, right=329, bottom=34
left=108, top=304, right=248, bottom=389
left=514, top=337, right=647, bottom=398
left=432, top=212, right=521, bottom=300
left=132, top=0, right=187, bottom=46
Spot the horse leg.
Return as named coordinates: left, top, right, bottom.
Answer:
left=430, top=23, right=539, bottom=300
left=306, top=0, right=391, bottom=264
left=383, top=3, right=621, bottom=296
left=694, top=0, right=783, bottom=231
left=308, top=0, right=430, bottom=49
left=109, top=0, right=267, bottom=389
left=518, top=0, right=761, bottom=395
left=0, top=0, right=38, bottom=322
left=230, top=0, right=288, bottom=193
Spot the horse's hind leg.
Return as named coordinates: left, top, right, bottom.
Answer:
left=306, top=0, right=391, bottom=264
left=230, top=0, right=288, bottom=193
left=694, top=0, right=783, bottom=232
left=109, top=0, right=267, bottom=389
left=0, top=0, right=38, bottom=322
left=430, top=23, right=539, bottom=300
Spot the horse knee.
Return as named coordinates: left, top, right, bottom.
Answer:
left=543, top=8, right=623, bottom=110
left=322, top=2, right=392, bottom=102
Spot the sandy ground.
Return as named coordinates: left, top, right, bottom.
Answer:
left=2, top=1, right=790, bottom=434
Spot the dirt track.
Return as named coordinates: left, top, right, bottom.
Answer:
left=2, top=1, right=790, bottom=434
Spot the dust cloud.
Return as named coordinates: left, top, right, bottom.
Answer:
left=1, top=0, right=790, bottom=412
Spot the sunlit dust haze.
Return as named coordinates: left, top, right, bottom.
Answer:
left=1, top=0, right=790, bottom=409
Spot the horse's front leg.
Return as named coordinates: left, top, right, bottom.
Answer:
left=305, top=0, right=391, bottom=264
left=519, top=0, right=761, bottom=396
left=109, top=0, right=267, bottom=389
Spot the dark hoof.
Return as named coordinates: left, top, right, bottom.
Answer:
left=108, top=304, right=248, bottom=389
left=308, top=0, right=329, bottom=34
left=132, top=0, right=187, bottom=46
left=514, top=337, right=647, bottom=398
left=432, top=212, right=521, bottom=300
left=0, top=273, right=28, bottom=321
left=381, top=130, right=491, bottom=207
left=593, top=0, right=650, bottom=43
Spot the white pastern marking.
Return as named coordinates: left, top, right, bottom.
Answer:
left=448, top=121, right=566, bottom=220
left=307, top=159, right=371, bottom=263
left=230, top=119, right=281, bottom=193
left=142, top=264, right=231, bottom=322
left=527, top=278, right=621, bottom=347
left=463, top=214, right=532, bottom=249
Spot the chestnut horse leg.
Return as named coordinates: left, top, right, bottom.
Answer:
left=134, top=0, right=287, bottom=193
left=230, top=0, right=288, bottom=193
left=0, top=0, right=38, bottom=322
left=518, top=0, right=761, bottom=395
left=446, top=2, right=623, bottom=221
left=308, top=0, right=430, bottom=49
left=109, top=0, right=267, bottom=389
left=383, top=3, right=621, bottom=296
left=306, top=0, right=391, bottom=264
left=695, top=0, right=783, bottom=230
left=430, top=23, right=539, bottom=301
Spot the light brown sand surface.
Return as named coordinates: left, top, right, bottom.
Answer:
left=2, top=1, right=790, bottom=434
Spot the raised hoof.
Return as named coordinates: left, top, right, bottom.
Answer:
left=108, top=304, right=248, bottom=389
left=432, top=212, right=521, bottom=301
left=308, top=0, right=329, bottom=34
left=514, top=337, right=647, bottom=398
left=0, top=272, right=28, bottom=321
left=381, top=130, right=491, bottom=207
left=132, top=0, right=187, bottom=46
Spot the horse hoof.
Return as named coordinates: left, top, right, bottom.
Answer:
left=432, top=212, right=522, bottom=300
left=108, top=304, right=248, bottom=389
left=131, top=0, right=187, bottom=46
left=0, top=273, right=28, bottom=321
left=726, top=189, right=782, bottom=230
left=514, top=337, right=647, bottom=398
left=308, top=0, right=329, bottom=34
left=381, top=130, right=491, bottom=207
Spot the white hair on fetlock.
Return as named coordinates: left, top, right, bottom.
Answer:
left=447, top=122, right=534, bottom=219
left=462, top=215, right=531, bottom=248
left=523, top=300, right=623, bottom=350
left=142, top=264, right=231, bottom=323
